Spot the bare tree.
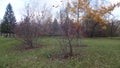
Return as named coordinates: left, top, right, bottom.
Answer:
left=15, top=3, right=42, bottom=48
left=15, top=1, right=54, bottom=48
left=15, top=18, right=40, bottom=48
left=106, top=19, right=120, bottom=37
left=58, top=5, right=82, bottom=57
left=40, top=5, right=53, bottom=36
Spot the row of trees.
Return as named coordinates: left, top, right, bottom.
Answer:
left=0, top=2, right=120, bottom=37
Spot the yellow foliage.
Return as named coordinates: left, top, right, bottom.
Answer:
left=73, top=22, right=81, bottom=27
left=66, top=0, right=120, bottom=25
left=102, top=26, right=107, bottom=30
left=70, top=8, right=76, bottom=13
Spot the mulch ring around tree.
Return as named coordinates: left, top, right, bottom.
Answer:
left=13, top=43, right=42, bottom=51
left=49, top=45, right=88, bottom=61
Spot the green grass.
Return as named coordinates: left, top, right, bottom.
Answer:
left=0, top=37, right=120, bottom=68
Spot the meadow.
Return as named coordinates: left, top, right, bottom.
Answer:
left=0, top=37, right=120, bottom=68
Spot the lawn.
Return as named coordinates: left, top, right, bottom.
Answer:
left=0, top=37, right=120, bottom=68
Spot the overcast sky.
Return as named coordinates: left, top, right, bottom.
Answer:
left=0, top=0, right=120, bottom=22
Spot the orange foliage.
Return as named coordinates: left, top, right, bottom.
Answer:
left=82, top=2, right=120, bottom=24
left=71, top=22, right=81, bottom=32
left=102, top=25, right=107, bottom=30
left=67, top=0, right=120, bottom=24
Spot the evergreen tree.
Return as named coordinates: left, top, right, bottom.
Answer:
left=1, top=3, right=16, bottom=35
left=52, top=18, right=59, bottom=35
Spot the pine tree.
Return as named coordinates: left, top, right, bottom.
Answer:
left=52, top=18, right=59, bottom=35
left=1, top=3, right=16, bottom=37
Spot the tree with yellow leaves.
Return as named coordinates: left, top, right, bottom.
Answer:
left=57, top=0, right=120, bottom=57
left=66, top=0, right=120, bottom=37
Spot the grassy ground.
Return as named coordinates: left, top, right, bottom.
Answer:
left=0, top=37, right=120, bottom=68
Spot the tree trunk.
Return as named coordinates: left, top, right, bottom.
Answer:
left=68, top=38, right=73, bottom=56
left=90, top=23, right=97, bottom=37
left=27, top=40, right=33, bottom=48
left=90, top=28, right=95, bottom=37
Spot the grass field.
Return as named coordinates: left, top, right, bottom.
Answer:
left=0, top=37, right=120, bottom=68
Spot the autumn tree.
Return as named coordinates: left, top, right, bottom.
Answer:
left=67, top=0, right=120, bottom=37
left=56, top=2, right=82, bottom=57
left=60, top=16, right=82, bottom=57
left=56, top=0, right=120, bottom=57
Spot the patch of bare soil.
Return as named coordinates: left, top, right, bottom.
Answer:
left=49, top=52, right=84, bottom=61
left=50, top=51, right=86, bottom=61
left=14, top=44, right=42, bottom=51
left=74, top=44, right=88, bottom=47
